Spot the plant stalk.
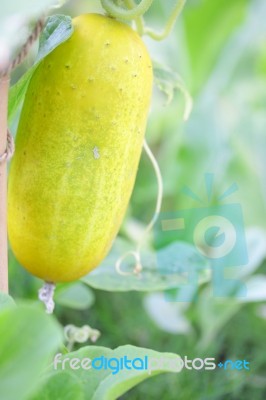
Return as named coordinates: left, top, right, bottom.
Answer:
left=0, top=77, right=9, bottom=293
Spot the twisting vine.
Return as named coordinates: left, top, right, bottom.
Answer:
left=100, top=0, right=153, bottom=20
left=145, top=0, right=187, bottom=41
left=115, top=139, right=163, bottom=276
left=124, top=0, right=145, bottom=35
left=64, top=325, right=101, bottom=351
left=101, top=0, right=187, bottom=41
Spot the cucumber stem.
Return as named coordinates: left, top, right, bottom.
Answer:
left=0, top=77, right=9, bottom=293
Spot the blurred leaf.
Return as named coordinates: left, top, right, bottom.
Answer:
left=8, top=249, right=40, bottom=299
left=144, top=293, right=191, bottom=334
left=8, top=68, right=34, bottom=123
left=8, top=14, right=73, bottom=122
left=31, top=371, right=85, bottom=400
left=44, top=345, right=182, bottom=400
left=197, top=289, right=242, bottom=351
left=228, top=228, right=266, bottom=280
left=0, top=305, right=63, bottom=400
left=243, top=228, right=266, bottom=276
left=82, top=238, right=210, bottom=292
left=183, top=0, right=249, bottom=93
left=153, top=61, right=193, bottom=120
left=0, top=292, right=15, bottom=311
left=239, top=275, right=266, bottom=302
left=55, top=282, right=95, bottom=310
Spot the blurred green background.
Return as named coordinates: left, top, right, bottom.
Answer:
left=6, top=0, right=266, bottom=399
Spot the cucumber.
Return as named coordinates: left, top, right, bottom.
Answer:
left=8, top=14, right=153, bottom=282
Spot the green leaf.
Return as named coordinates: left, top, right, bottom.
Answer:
left=153, top=61, right=193, bottom=120
left=37, top=14, right=74, bottom=62
left=44, top=345, right=182, bottom=400
left=30, top=371, right=85, bottom=400
left=8, top=14, right=73, bottom=122
left=0, top=292, right=16, bottom=312
left=82, top=238, right=210, bottom=292
left=183, top=0, right=249, bottom=93
left=55, top=282, right=95, bottom=310
left=0, top=305, right=63, bottom=400
left=8, top=68, right=34, bottom=122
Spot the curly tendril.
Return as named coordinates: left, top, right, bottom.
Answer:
left=115, top=139, right=163, bottom=276
left=100, top=0, right=153, bottom=20
left=145, top=0, right=186, bottom=41
left=124, top=0, right=145, bottom=35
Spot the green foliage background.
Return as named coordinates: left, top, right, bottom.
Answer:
left=2, top=0, right=266, bottom=399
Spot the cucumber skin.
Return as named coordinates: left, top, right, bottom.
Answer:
left=8, top=14, right=153, bottom=282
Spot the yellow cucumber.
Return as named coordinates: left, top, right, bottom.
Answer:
left=8, top=14, right=153, bottom=282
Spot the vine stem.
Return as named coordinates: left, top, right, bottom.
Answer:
left=124, top=0, right=145, bottom=35
left=115, top=139, right=163, bottom=276
left=138, top=139, right=163, bottom=252
left=145, top=0, right=187, bottom=41
left=101, top=0, right=153, bottom=20
left=0, top=77, right=9, bottom=293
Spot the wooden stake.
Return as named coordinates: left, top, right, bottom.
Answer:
left=0, top=77, right=9, bottom=293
